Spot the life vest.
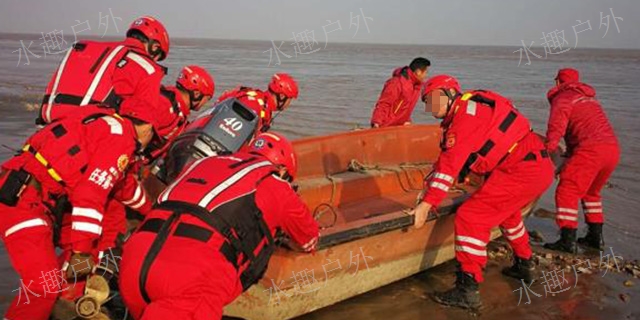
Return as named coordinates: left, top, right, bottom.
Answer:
left=143, top=86, right=189, bottom=163
left=22, top=113, right=129, bottom=191
left=138, top=156, right=278, bottom=303
left=455, top=90, right=532, bottom=179
left=235, top=87, right=273, bottom=130
left=158, top=86, right=188, bottom=139
left=162, top=97, right=260, bottom=182
left=38, top=41, right=144, bottom=124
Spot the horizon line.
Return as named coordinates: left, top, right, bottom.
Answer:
left=1, top=31, right=638, bottom=51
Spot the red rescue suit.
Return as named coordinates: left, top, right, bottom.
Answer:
left=370, top=66, right=422, bottom=127
left=546, top=82, right=620, bottom=229
left=58, top=163, right=152, bottom=255
left=217, top=86, right=274, bottom=132
left=119, top=153, right=319, bottom=320
left=144, top=86, right=190, bottom=162
left=0, top=114, right=148, bottom=320
left=158, top=86, right=190, bottom=137
left=421, top=90, right=554, bottom=282
left=39, top=38, right=165, bottom=124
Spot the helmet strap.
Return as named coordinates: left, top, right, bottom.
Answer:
left=270, top=109, right=282, bottom=125
left=445, top=91, right=461, bottom=115
left=189, top=91, right=203, bottom=110
left=275, top=94, right=289, bottom=111
left=177, top=83, right=202, bottom=110
left=280, top=170, right=293, bottom=183
left=147, top=40, right=165, bottom=61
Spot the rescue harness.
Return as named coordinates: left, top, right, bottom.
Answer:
left=455, top=91, right=548, bottom=182
left=137, top=191, right=276, bottom=303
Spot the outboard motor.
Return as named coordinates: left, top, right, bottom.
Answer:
left=161, top=98, right=259, bottom=182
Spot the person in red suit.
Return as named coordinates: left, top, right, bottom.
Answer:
left=119, top=132, right=319, bottom=319
left=544, top=68, right=620, bottom=253
left=38, top=16, right=170, bottom=126
left=0, top=102, right=168, bottom=319
left=217, top=73, right=299, bottom=132
left=410, top=75, right=554, bottom=311
left=370, top=57, right=430, bottom=128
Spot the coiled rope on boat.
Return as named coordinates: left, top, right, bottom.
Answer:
left=312, top=159, right=433, bottom=229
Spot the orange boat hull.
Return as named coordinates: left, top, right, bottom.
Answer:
left=221, top=125, right=538, bottom=319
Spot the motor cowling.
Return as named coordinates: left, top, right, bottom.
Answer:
left=162, top=98, right=260, bottom=182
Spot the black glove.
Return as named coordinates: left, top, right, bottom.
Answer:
left=64, top=252, right=95, bottom=280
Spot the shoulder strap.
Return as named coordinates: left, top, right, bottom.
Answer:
left=160, top=86, right=180, bottom=114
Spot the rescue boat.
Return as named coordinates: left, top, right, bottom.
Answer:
left=220, top=124, right=540, bottom=319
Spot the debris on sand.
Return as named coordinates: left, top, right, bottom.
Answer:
left=623, top=261, right=640, bottom=278
left=619, top=293, right=631, bottom=303
left=486, top=237, right=640, bottom=284
left=576, top=267, right=592, bottom=275
left=536, top=256, right=552, bottom=268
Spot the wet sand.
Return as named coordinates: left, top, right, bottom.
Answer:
left=298, top=243, right=640, bottom=320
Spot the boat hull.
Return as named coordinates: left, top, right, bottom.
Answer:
left=222, top=125, right=539, bottom=319
left=224, top=202, right=536, bottom=320
left=49, top=112, right=548, bottom=319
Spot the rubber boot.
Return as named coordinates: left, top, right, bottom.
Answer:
left=544, top=228, right=578, bottom=254
left=501, top=256, right=535, bottom=283
left=577, top=223, right=605, bottom=250
left=432, top=271, right=482, bottom=311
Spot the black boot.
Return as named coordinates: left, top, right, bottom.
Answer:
left=502, top=256, right=535, bottom=283
left=577, top=223, right=605, bottom=250
left=544, top=228, right=578, bottom=254
left=432, top=271, right=482, bottom=311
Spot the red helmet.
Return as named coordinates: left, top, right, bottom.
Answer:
left=421, top=75, right=461, bottom=101
left=177, top=65, right=215, bottom=97
left=127, top=16, right=170, bottom=61
left=268, top=73, right=299, bottom=99
left=249, top=132, right=298, bottom=181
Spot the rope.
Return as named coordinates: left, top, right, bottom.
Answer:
left=310, top=174, right=340, bottom=229
left=313, top=203, right=338, bottom=229
left=346, top=159, right=427, bottom=193
left=311, top=159, right=435, bottom=225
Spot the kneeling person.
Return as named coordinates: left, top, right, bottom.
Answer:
left=119, top=132, right=320, bottom=319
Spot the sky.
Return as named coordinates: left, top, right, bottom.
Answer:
left=0, top=0, right=638, bottom=49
